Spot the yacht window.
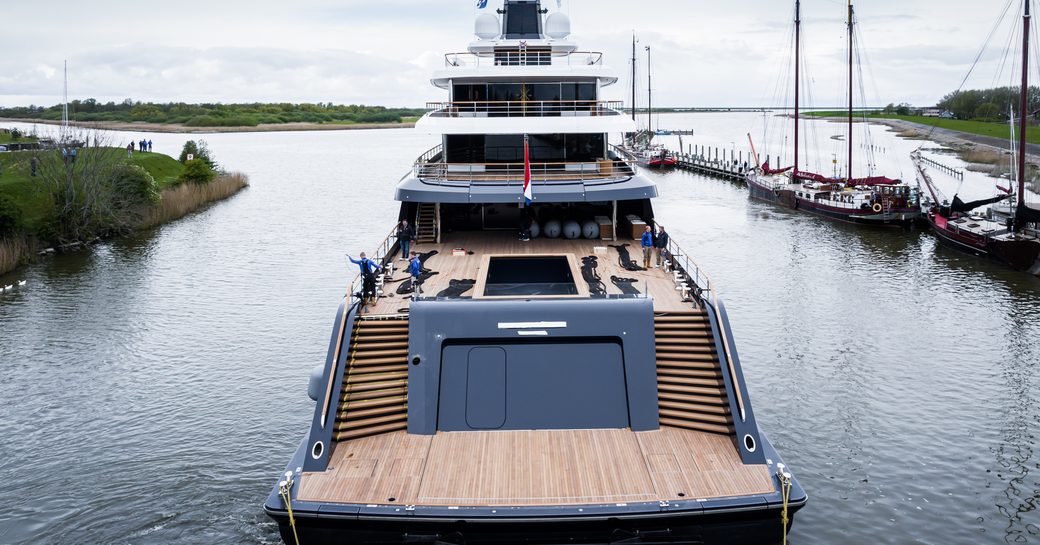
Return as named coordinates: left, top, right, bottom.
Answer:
left=504, top=2, right=542, bottom=39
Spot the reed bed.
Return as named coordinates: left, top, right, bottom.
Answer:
left=138, top=172, right=249, bottom=229
left=0, top=235, right=34, bottom=276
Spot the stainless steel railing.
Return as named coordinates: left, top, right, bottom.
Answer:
left=443, top=50, right=604, bottom=68
left=426, top=100, right=624, bottom=118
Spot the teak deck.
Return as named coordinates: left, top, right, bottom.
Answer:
left=298, top=428, right=775, bottom=506
left=367, top=231, right=695, bottom=315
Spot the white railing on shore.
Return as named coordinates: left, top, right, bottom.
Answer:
left=664, top=238, right=747, bottom=423
left=426, top=100, right=624, bottom=118
left=444, top=50, right=604, bottom=68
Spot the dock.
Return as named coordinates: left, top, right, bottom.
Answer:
left=672, top=145, right=750, bottom=181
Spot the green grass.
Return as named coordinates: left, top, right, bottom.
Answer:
left=0, top=148, right=185, bottom=231
left=0, top=133, right=37, bottom=145
left=804, top=112, right=1040, bottom=145
left=127, top=152, right=184, bottom=189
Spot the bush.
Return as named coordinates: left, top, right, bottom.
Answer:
left=180, top=159, right=216, bottom=185
left=0, top=193, right=24, bottom=236
left=356, top=112, right=402, bottom=123
left=178, top=140, right=217, bottom=170
left=111, top=164, right=160, bottom=208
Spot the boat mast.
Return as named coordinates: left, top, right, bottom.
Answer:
left=1018, top=0, right=1030, bottom=209
left=646, top=45, right=652, bottom=134
left=847, top=0, right=854, bottom=183
left=631, top=33, right=637, bottom=122
left=794, top=0, right=801, bottom=176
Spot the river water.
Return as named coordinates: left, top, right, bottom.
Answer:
left=0, top=115, right=1037, bottom=544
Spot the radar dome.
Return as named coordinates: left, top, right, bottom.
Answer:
left=545, top=12, right=571, bottom=39
left=475, top=13, right=501, bottom=39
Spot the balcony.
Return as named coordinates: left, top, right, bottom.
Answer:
left=411, top=146, right=635, bottom=186
left=444, top=51, right=603, bottom=68
left=426, top=100, right=624, bottom=118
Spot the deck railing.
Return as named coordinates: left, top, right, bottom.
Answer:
left=426, top=100, right=624, bottom=118
left=345, top=227, right=403, bottom=306
left=444, top=50, right=604, bottom=68
left=664, top=238, right=747, bottom=423
left=413, top=160, right=635, bottom=184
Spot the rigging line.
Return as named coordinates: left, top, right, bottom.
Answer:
left=918, top=0, right=1016, bottom=147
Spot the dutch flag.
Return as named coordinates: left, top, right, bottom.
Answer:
left=523, top=134, right=533, bottom=206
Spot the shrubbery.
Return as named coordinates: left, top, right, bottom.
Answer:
left=180, top=159, right=216, bottom=185
left=0, top=193, right=23, bottom=236
left=111, top=164, right=160, bottom=208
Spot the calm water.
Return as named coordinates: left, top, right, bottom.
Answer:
left=0, top=115, right=1038, bottom=544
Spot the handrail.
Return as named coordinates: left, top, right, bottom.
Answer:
left=664, top=237, right=747, bottom=423
left=444, top=50, right=604, bottom=68
left=426, top=100, right=624, bottom=118
left=413, top=160, right=635, bottom=184
left=321, top=226, right=402, bottom=428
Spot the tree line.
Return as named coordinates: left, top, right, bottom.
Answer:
left=936, top=86, right=1040, bottom=122
left=0, top=100, right=426, bottom=127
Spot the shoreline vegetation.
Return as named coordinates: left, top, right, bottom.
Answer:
left=0, top=100, right=424, bottom=132
left=0, top=118, right=416, bottom=134
left=1, top=131, right=248, bottom=276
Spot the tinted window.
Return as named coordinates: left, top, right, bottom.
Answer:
left=504, top=2, right=541, bottom=38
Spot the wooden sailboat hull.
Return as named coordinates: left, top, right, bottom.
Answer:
left=925, top=213, right=1040, bottom=271
left=746, top=176, right=919, bottom=227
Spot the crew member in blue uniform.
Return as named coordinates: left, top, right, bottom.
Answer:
left=641, top=225, right=654, bottom=269
left=347, top=252, right=382, bottom=311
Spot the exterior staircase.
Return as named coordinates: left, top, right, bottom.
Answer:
left=654, top=311, right=735, bottom=436
left=416, top=203, right=438, bottom=244
left=334, top=317, right=410, bottom=442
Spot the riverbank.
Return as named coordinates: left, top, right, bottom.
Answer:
left=0, top=118, right=416, bottom=134
left=0, top=174, right=248, bottom=276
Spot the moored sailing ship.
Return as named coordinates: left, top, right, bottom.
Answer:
left=745, top=0, right=920, bottom=226
left=264, top=2, right=806, bottom=544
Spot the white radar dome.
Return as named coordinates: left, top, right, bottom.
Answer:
left=545, top=12, right=571, bottom=39
left=475, top=13, right=501, bottom=39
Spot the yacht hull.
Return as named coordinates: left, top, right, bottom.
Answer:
left=746, top=177, right=918, bottom=227
left=266, top=436, right=807, bottom=545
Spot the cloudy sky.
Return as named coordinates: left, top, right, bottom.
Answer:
left=0, top=0, right=1030, bottom=109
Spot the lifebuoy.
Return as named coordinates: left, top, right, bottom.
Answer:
left=872, top=203, right=883, bottom=213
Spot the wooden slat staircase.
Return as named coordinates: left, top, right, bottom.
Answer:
left=654, top=311, right=735, bottom=436
left=416, top=203, right=437, bottom=244
left=334, top=317, right=410, bottom=442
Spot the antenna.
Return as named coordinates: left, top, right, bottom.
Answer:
left=62, top=59, right=69, bottom=138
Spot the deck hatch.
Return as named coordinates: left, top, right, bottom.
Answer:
left=483, top=256, right=578, bottom=296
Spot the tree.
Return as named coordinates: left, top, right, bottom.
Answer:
left=895, top=103, right=912, bottom=116
left=180, top=159, right=216, bottom=185
left=178, top=140, right=217, bottom=170
left=974, top=102, right=1001, bottom=121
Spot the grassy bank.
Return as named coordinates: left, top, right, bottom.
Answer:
left=804, top=112, right=1040, bottom=144
left=0, top=145, right=247, bottom=276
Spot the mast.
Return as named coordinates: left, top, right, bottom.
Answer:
left=62, top=60, right=69, bottom=138
left=631, top=34, right=637, bottom=122
left=847, top=0, right=854, bottom=183
left=1018, top=0, right=1030, bottom=208
left=646, top=45, right=652, bottom=134
left=794, top=0, right=801, bottom=176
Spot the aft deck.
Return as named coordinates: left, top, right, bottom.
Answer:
left=297, top=427, right=775, bottom=506
left=366, top=231, right=696, bottom=316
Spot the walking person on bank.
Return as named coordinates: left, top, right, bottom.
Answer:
left=347, top=252, right=382, bottom=312
left=654, top=224, right=669, bottom=267
left=640, top=225, right=654, bottom=269
left=408, top=251, right=423, bottom=298
left=397, top=220, right=415, bottom=260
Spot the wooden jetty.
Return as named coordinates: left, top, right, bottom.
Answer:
left=916, top=154, right=965, bottom=180
left=671, top=145, right=749, bottom=181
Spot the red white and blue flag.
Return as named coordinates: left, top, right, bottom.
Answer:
left=523, top=134, right=533, bottom=206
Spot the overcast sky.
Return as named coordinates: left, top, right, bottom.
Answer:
left=0, top=0, right=1030, bottom=109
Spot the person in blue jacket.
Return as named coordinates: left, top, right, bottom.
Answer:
left=408, top=251, right=423, bottom=298
left=347, top=252, right=382, bottom=310
left=640, top=225, right=654, bottom=269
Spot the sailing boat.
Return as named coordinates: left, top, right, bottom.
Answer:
left=745, top=0, right=919, bottom=226
left=625, top=40, right=675, bottom=168
left=911, top=2, right=1040, bottom=275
